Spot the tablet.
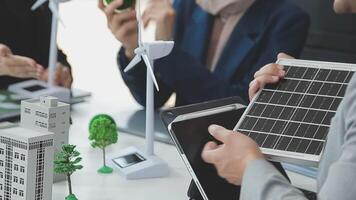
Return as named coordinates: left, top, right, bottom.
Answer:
left=167, top=104, right=246, bottom=200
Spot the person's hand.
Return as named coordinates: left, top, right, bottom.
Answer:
left=40, top=63, right=73, bottom=88
left=0, top=44, right=11, bottom=56
left=201, top=125, right=264, bottom=185
left=142, top=0, right=176, bottom=40
left=98, top=0, right=138, bottom=60
left=248, top=53, right=295, bottom=100
left=0, top=44, right=43, bottom=78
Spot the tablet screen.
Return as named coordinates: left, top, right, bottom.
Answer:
left=170, top=107, right=245, bottom=200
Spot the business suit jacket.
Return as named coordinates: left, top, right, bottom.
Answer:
left=241, top=74, right=356, bottom=200
left=0, top=0, right=71, bottom=89
left=118, top=0, right=310, bottom=107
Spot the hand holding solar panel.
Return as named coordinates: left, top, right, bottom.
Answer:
left=235, top=58, right=356, bottom=167
left=249, top=53, right=293, bottom=100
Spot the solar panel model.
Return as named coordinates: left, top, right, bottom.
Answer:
left=234, top=59, right=356, bottom=167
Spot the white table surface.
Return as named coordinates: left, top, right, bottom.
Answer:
left=51, top=100, right=316, bottom=200
left=52, top=102, right=192, bottom=200
left=51, top=1, right=317, bottom=199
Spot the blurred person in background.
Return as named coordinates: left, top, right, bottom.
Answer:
left=0, top=0, right=73, bottom=89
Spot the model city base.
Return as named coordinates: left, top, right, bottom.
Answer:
left=66, top=194, right=78, bottom=200
left=98, top=166, right=113, bottom=174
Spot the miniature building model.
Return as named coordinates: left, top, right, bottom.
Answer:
left=0, top=125, right=54, bottom=200
left=20, top=96, right=70, bottom=181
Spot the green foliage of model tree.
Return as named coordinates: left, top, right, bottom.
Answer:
left=54, top=145, right=83, bottom=200
left=89, top=114, right=118, bottom=174
left=104, top=0, right=135, bottom=11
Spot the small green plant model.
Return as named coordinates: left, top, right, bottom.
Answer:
left=104, top=0, right=135, bottom=12
left=54, top=144, right=83, bottom=200
left=89, top=114, right=118, bottom=174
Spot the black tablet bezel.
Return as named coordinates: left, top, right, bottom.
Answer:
left=167, top=104, right=246, bottom=200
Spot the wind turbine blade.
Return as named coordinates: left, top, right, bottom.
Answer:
left=124, top=55, right=142, bottom=72
left=142, top=54, right=160, bottom=91
left=137, top=0, right=143, bottom=46
left=31, top=0, right=48, bottom=10
left=49, top=1, right=65, bottom=26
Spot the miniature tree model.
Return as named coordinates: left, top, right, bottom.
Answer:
left=54, top=144, right=83, bottom=200
left=104, top=0, right=135, bottom=12
left=89, top=114, right=118, bottom=174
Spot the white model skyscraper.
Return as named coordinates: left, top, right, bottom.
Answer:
left=20, top=96, right=70, bottom=181
left=0, top=123, right=54, bottom=200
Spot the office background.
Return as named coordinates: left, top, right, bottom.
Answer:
left=58, top=0, right=140, bottom=109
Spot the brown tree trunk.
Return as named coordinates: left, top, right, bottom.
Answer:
left=67, top=173, right=73, bottom=195
left=103, top=148, right=106, bottom=167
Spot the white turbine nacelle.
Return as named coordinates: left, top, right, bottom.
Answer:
left=143, top=41, right=174, bottom=60
left=125, top=41, right=174, bottom=92
left=123, top=0, right=175, bottom=92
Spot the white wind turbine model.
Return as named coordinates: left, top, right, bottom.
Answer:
left=31, top=0, right=69, bottom=86
left=8, top=0, right=71, bottom=103
left=112, top=0, right=174, bottom=179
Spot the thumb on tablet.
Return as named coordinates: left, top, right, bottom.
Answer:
left=201, top=141, right=218, bottom=163
left=208, top=125, right=232, bottom=143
